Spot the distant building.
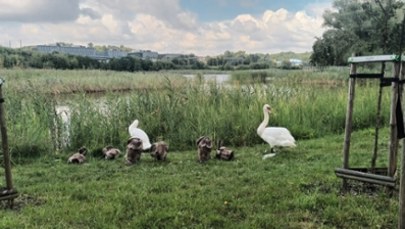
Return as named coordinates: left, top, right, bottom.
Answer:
left=159, top=53, right=183, bottom=61
left=34, top=44, right=205, bottom=64
left=223, top=57, right=244, bottom=65
left=275, top=58, right=304, bottom=69
left=196, top=56, right=207, bottom=64
left=289, top=59, right=303, bottom=68
left=35, top=44, right=98, bottom=58
left=34, top=43, right=128, bottom=60
left=103, top=49, right=129, bottom=59
left=128, top=50, right=159, bottom=60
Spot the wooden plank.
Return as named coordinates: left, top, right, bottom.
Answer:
left=335, top=168, right=396, bottom=182
left=347, top=167, right=388, bottom=175
left=335, top=173, right=396, bottom=187
left=0, top=192, right=18, bottom=201
left=348, top=55, right=403, bottom=63
left=349, top=73, right=383, bottom=79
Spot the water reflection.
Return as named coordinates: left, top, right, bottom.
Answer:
left=55, top=105, right=71, bottom=148
left=183, top=74, right=230, bottom=84
left=54, top=73, right=232, bottom=148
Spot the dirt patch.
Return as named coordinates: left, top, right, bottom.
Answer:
left=0, top=193, right=46, bottom=211
left=338, top=180, right=397, bottom=197
left=299, top=180, right=337, bottom=194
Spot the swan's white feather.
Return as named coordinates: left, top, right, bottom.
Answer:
left=262, top=153, right=277, bottom=160
left=260, top=127, right=296, bottom=147
left=257, top=104, right=296, bottom=157
left=128, top=119, right=152, bottom=150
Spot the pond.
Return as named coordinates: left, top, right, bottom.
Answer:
left=53, top=73, right=235, bottom=148
left=182, top=74, right=231, bottom=84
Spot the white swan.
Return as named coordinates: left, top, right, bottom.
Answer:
left=257, top=104, right=296, bottom=159
left=128, top=119, right=152, bottom=150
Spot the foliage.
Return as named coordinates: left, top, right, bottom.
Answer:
left=268, top=51, right=311, bottom=63
left=0, top=47, right=204, bottom=71
left=0, top=46, right=312, bottom=72
left=206, top=51, right=274, bottom=70
left=311, top=0, right=405, bottom=66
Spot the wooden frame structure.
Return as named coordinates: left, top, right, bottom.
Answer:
left=335, top=55, right=405, bottom=189
left=0, top=79, right=18, bottom=207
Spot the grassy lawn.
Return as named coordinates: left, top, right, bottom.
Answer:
left=0, top=129, right=399, bottom=228
left=0, top=67, right=399, bottom=228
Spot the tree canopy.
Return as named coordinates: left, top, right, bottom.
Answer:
left=311, top=0, right=405, bottom=66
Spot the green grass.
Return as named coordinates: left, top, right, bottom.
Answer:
left=0, top=128, right=399, bottom=228
left=0, top=68, right=394, bottom=158
left=0, top=67, right=401, bottom=228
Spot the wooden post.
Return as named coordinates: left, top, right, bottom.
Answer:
left=389, top=62, right=400, bottom=177
left=371, top=62, right=386, bottom=171
left=400, top=146, right=405, bottom=228
left=400, top=62, right=405, bottom=94
left=0, top=81, right=13, bottom=190
left=0, top=79, right=14, bottom=208
left=400, top=62, right=405, bottom=229
left=342, top=62, right=356, bottom=189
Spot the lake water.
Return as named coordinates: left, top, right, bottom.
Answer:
left=182, top=74, right=231, bottom=84
left=55, top=105, right=71, bottom=148
left=54, top=73, right=232, bottom=148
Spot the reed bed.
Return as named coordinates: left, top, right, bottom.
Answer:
left=0, top=69, right=187, bottom=94
left=0, top=68, right=394, bottom=159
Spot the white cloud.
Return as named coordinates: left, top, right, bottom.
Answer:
left=0, top=0, right=81, bottom=22
left=101, top=14, right=120, bottom=33
left=0, top=0, right=331, bottom=55
left=305, top=2, right=333, bottom=18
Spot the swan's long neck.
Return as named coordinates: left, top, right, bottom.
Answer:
left=133, top=119, right=139, bottom=128
left=257, top=109, right=269, bottom=135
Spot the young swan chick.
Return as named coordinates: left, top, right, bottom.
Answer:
left=150, top=141, right=169, bottom=161
left=68, top=147, right=88, bottom=164
left=216, top=146, right=234, bottom=161
left=125, top=137, right=143, bottom=165
left=102, top=145, right=121, bottom=160
left=196, top=136, right=213, bottom=163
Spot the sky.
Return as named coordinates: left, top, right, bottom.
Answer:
left=0, top=0, right=333, bottom=56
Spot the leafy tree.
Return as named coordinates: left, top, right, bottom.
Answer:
left=311, top=0, right=405, bottom=66
left=3, top=55, right=17, bottom=68
left=141, top=59, right=153, bottom=71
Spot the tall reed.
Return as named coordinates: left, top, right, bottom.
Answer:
left=5, top=89, right=56, bottom=162
left=59, top=81, right=392, bottom=152
left=1, top=70, right=393, bottom=159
